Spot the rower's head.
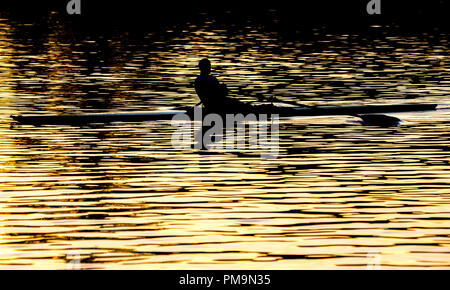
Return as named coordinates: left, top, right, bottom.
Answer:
left=198, top=58, right=211, bottom=75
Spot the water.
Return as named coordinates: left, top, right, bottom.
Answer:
left=0, top=13, right=449, bottom=269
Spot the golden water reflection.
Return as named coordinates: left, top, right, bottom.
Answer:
left=0, top=14, right=449, bottom=269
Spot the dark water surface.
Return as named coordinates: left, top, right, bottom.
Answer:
left=0, top=13, right=449, bottom=269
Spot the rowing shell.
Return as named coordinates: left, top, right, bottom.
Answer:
left=11, top=103, right=437, bottom=126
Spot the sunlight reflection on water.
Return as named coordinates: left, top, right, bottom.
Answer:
left=0, top=14, right=449, bottom=269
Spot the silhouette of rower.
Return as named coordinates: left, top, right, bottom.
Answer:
left=195, top=58, right=251, bottom=111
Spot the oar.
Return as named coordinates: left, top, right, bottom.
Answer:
left=256, top=94, right=315, bottom=109
left=256, top=94, right=401, bottom=127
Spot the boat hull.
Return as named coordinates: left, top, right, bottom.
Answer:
left=11, top=103, right=437, bottom=126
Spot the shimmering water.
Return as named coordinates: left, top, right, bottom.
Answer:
left=0, top=13, right=449, bottom=269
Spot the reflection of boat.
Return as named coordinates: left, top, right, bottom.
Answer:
left=11, top=103, right=437, bottom=126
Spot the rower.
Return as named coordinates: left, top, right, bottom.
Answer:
left=194, top=58, right=251, bottom=112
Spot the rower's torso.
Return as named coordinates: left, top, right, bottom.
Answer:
left=195, top=74, right=225, bottom=107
